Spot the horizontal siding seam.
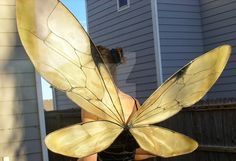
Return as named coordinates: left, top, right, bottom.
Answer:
left=89, top=3, right=150, bottom=24
left=0, top=98, right=37, bottom=103
left=202, top=8, right=236, bottom=19
left=161, top=31, right=202, bottom=34
left=159, top=16, right=201, bottom=20
left=121, top=64, right=155, bottom=71
left=0, top=45, right=22, bottom=47
left=0, top=125, right=40, bottom=130
left=118, top=65, right=155, bottom=73
left=216, top=82, right=236, bottom=86
left=99, top=32, right=153, bottom=46
left=210, top=88, right=236, bottom=92
left=203, top=30, right=236, bottom=40
left=93, top=27, right=153, bottom=43
left=157, top=2, right=202, bottom=7
left=117, top=74, right=156, bottom=80
left=199, top=0, right=215, bottom=6
left=88, top=5, right=115, bottom=18
left=0, top=84, right=36, bottom=89
left=158, top=9, right=200, bottom=13
left=91, top=19, right=152, bottom=39
left=201, top=1, right=236, bottom=12
left=87, top=0, right=116, bottom=10
left=0, top=98, right=36, bottom=102
left=89, top=11, right=151, bottom=32
left=1, top=138, right=41, bottom=144
left=0, top=112, right=39, bottom=117
left=161, top=44, right=203, bottom=47
left=202, top=15, right=236, bottom=26
left=89, top=1, right=150, bottom=18
left=160, top=38, right=202, bottom=41
left=204, top=37, right=236, bottom=46
left=112, top=39, right=154, bottom=49
left=14, top=152, right=43, bottom=156
left=159, top=23, right=202, bottom=27
left=3, top=151, right=43, bottom=158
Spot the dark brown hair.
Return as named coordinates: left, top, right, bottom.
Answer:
left=96, top=45, right=125, bottom=79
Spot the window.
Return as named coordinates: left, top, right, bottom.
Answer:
left=117, top=0, right=130, bottom=11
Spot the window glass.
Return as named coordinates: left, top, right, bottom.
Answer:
left=117, top=0, right=130, bottom=11
left=119, top=0, right=128, bottom=8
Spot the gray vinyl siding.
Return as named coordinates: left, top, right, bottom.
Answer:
left=200, top=0, right=236, bottom=98
left=87, top=0, right=157, bottom=103
left=54, top=90, right=78, bottom=110
left=55, top=0, right=236, bottom=110
left=0, top=1, right=43, bottom=161
left=157, top=0, right=204, bottom=81
left=55, top=0, right=156, bottom=107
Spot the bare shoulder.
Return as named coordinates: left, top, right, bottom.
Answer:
left=118, top=90, right=140, bottom=107
left=118, top=90, right=135, bottom=103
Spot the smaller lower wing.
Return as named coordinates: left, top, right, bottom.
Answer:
left=45, top=121, right=123, bottom=158
left=130, top=125, right=198, bottom=158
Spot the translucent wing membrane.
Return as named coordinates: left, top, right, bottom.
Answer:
left=16, top=0, right=125, bottom=124
left=16, top=0, right=232, bottom=159
left=130, top=125, right=198, bottom=158
left=45, top=121, right=123, bottom=158
left=130, top=45, right=231, bottom=126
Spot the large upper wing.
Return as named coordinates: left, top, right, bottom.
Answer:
left=16, top=0, right=125, bottom=124
left=45, top=121, right=123, bottom=158
left=130, top=125, right=198, bottom=158
left=129, top=45, right=231, bottom=126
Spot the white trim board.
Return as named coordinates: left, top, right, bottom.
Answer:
left=151, top=0, right=163, bottom=86
left=85, top=0, right=89, bottom=33
left=52, top=87, right=58, bottom=110
left=35, top=73, right=49, bottom=161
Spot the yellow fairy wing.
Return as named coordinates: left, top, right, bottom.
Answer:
left=16, top=0, right=125, bottom=124
left=45, top=121, right=123, bottom=158
left=130, top=45, right=231, bottom=126
left=130, top=125, right=198, bottom=158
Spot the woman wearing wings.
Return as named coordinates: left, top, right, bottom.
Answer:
left=16, top=0, right=232, bottom=161
left=81, top=46, right=155, bottom=161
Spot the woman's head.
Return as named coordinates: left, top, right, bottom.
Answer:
left=96, top=45, right=125, bottom=79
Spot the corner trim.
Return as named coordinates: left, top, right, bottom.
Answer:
left=52, top=87, right=57, bottom=110
left=85, top=0, right=89, bottom=32
left=35, top=73, right=49, bottom=161
left=151, top=0, right=163, bottom=86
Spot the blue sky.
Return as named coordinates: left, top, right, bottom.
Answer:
left=42, top=0, right=87, bottom=100
left=61, top=0, right=87, bottom=30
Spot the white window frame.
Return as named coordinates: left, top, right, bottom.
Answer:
left=117, top=0, right=130, bottom=12
left=35, top=73, right=49, bottom=161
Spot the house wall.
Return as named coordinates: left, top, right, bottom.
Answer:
left=55, top=0, right=236, bottom=109
left=0, top=1, right=43, bottom=160
left=87, top=0, right=158, bottom=103
left=200, top=0, right=236, bottom=98
left=54, top=90, right=78, bottom=110
left=156, top=0, right=236, bottom=99
left=156, top=0, right=204, bottom=81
